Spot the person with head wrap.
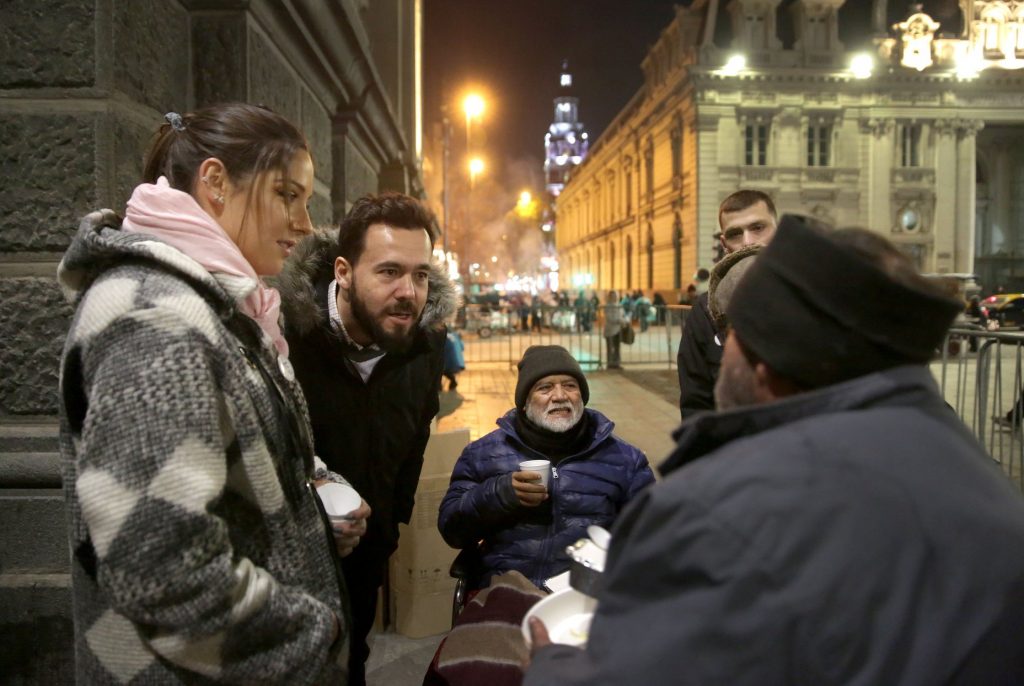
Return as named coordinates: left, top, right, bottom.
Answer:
left=438, top=345, right=654, bottom=588
left=525, top=218, right=1024, bottom=686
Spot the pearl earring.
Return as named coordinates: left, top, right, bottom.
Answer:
left=216, top=194, right=225, bottom=204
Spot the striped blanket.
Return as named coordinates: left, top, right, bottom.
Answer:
left=424, top=571, right=546, bottom=686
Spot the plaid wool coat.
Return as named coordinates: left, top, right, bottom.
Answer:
left=58, top=210, right=348, bottom=684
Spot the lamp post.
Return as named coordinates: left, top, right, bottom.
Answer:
left=441, top=113, right=451, bottom=257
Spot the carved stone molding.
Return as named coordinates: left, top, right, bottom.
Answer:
left=934, top=118, right=959, bottom=137
left=958, top=119, right=986, bottom=139
left=859, top=117, right=895, bottom=138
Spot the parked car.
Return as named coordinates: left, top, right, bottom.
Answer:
left=988, top=294, right=1024, bottom=329
left=981, top=293, right=1024, bottom=319
left=464, top=305, right=511, bottom=338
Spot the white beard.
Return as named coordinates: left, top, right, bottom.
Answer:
left=526, top=400, right=584, bottom=432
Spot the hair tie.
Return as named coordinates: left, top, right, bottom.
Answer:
left=164, top=112, right=185, bottom=132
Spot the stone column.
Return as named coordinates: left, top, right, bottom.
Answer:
left=860, top=117, right=894, bottom=235
left=933, top=119, right=960, bottom=273
left=956, top=120, right=983, bottom=274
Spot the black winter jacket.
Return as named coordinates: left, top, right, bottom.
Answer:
left=527, top=366, right=1024, bottom=686
left=278, top=231, right=457, bottom=552
left=676, top=292, right=721, bottom=420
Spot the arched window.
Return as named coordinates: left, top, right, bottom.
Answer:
left=646, top=226, right=654, bottom=290
left=596, top=247, right=602, bottom=288
left=626, top=236, right=634, bottom=289
left=610, top=242, right=617, bottom=288
left=673, top=215, right=683, bottom=290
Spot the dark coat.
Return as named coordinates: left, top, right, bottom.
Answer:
left=676, top=292, right=721, bottom=419
left=277, top=231, right=457, bottom=552
left=526, top=366, right=1024, bottom=686
left=438, top=409, right=654, bottom=587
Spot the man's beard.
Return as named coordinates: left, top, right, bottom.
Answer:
left=526, top=399, right=584, bottom=432
left=347, top=274, right=421, bottom=353
left=713, top=354, right=759, bottom=411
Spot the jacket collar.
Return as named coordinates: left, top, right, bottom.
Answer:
left=58, top=210, right=236, bottom=318
left=661, top=365, right=947, bottom=477
left=496, top=407, right=615, bottom=459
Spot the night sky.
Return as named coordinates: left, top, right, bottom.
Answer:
left=423, top=0, right=681, bottom=191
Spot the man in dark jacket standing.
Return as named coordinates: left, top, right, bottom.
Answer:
left=526, top=218, right=1024, bottom=685
left=279, top=193, right=457, bottom=685
left=439, top=345, right=654, bottom=588
left=677, top=189, right=777, bottom=419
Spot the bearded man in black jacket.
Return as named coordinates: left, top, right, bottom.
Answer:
left=279, top=193, right=457, bottom=685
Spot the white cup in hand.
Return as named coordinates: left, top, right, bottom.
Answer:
left=317, top=482, right=362, bottom=522
left=519, top=459, right=552, bottom=488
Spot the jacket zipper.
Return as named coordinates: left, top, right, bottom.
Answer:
left=537, top=466, right=560, bottom=582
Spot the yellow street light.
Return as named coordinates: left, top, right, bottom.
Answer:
left=463, top=93, right=486, bottom=151
left=468, top=156, right=485, bottom=186
left=463, top=93, right=485, bottom=119
left=515, top=190, right=539, bottom=219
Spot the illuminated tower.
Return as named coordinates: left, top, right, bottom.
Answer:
left=544, top=60, right=589, bottom=197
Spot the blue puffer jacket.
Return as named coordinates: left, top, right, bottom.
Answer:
left=438, top=408, right=655, bottom=587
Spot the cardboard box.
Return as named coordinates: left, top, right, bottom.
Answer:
left=392, top=475, right=459, bottom=595
left=389, top=428, right=470, bottom=638
left=390, top=584, right=455, bottom=639
left=421, top=427, right=471, bottom=478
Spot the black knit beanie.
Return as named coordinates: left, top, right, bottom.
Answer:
left=515, top=345, right=590, bottom=410
left=727, top=215, right=962, bottom=389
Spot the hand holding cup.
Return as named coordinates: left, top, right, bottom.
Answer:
left=514, top=459, right=551, bottom=507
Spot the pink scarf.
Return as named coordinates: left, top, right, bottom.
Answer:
left=121, top=177, right=289, bottom=357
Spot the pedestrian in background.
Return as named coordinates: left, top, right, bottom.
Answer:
left=652, top=291, right=667, bottom=325
left=444, top=328, right=466, bottom=391
left=677, top=189, right=779, bottom=420
left=603, top=290, right=625, bottom=369
left=58, top=103, right=350, bottom=683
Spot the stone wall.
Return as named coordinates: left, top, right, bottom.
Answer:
left=0, top=0, right=422, bottom=681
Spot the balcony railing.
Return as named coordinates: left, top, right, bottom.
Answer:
left=893, top=168, right=935, bottom=184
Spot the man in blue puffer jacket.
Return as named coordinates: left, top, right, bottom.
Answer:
left=438, top=345, right=655, bottom=588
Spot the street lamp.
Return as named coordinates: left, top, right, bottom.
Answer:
left=468, top=156, right=485, bottom=187
left=463, top=93, right=485, bottom=144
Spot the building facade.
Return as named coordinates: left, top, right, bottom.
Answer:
left=556, top=0, right=1024, bottom=298
left=0, top=1, right=422, bottom=680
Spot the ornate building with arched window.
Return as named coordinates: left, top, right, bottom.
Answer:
left=556, top=0, right=1024, bottom=296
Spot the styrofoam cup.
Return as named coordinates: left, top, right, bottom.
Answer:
left=519, top=459, right=552, bottom=488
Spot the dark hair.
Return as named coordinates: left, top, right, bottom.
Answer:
left=337, top=192, right=439, bottom=265
left=718, top=189, right=777, bottom=228
left=142, top=103, right=308, bottom=197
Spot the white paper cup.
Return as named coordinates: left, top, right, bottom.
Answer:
left=519, top=459, right=552, bottom=488
left=317, top=482, right=362, bottom=521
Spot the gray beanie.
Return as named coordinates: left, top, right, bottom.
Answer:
left=709, top=244, right=762, bottom=330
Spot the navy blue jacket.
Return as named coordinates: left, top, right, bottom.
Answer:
left=438, top=408, right=655, bottom=587
left=527, top=366, right=1024, bottom=686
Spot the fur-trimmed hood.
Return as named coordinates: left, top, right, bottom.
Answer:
left=275, top=228, right=460, bottom=337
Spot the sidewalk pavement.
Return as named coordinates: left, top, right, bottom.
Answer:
left=365, top=366, right=684, bottom=685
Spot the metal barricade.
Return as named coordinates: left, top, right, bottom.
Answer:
left=456, top=303, right=690, bottom=369
left=936, top=327, right=1024, bottom=490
